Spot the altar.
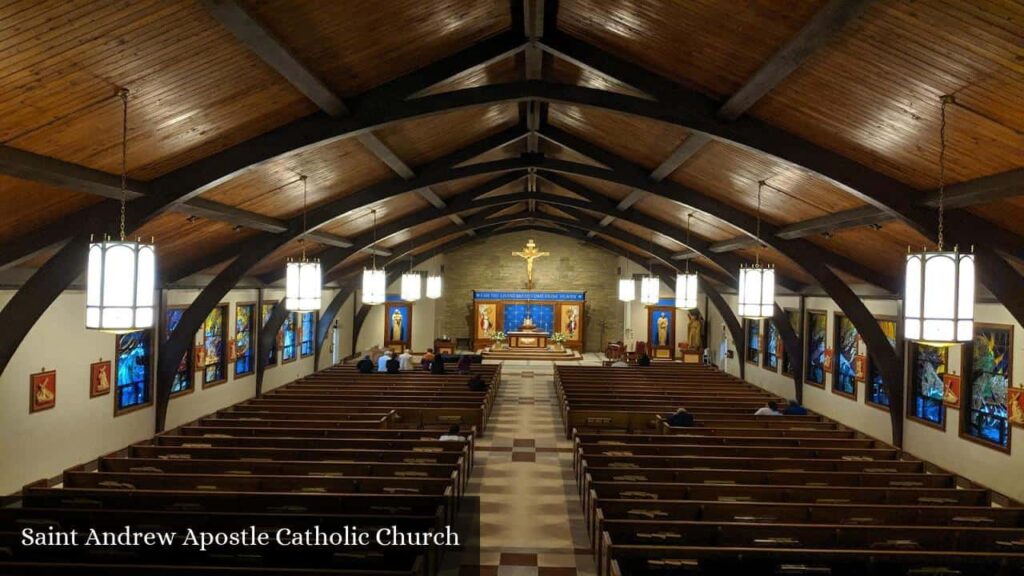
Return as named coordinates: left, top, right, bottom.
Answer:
left=508, top=331, right=549, bottom=348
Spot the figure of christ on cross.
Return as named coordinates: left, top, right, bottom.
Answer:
left=512, top=239, right=550, bottom=290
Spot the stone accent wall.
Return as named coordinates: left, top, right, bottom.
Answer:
left=437, top=230, right=623, bottom=352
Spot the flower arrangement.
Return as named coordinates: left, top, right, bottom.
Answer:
left=492, top=331, right=508, bottom=343
left=551, top=332, right=568, bottom=344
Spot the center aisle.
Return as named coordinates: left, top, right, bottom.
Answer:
left=464, top=357, right=600, bottom=576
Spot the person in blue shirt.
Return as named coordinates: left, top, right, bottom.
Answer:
left=782, top=399, right=808, bottom=415
left=377, top=351, right=391, bottom=373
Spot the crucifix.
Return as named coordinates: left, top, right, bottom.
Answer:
left=512, top=239, right=549, bottom=290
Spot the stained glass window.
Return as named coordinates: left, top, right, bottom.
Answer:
left=203, top=305, right=227, bottom=385
left=763, top=319, right=779, bottom=371
left=281, top=312, right=297, bottom=362
left=782, top=309, right=799, bottom=376
left=165, top=308, right=192, bottom=395
left=964, top=324, right=1011, bottom=448
left=833, top=314, right=857, bottom=397
left=867, top=319, right=896, bottom=408
left=909, top=343, right=947, bottom=426
left=745, top=319, right=760, bottom=364
left=235, top=304, right=255, bottom=377
left=262, top=303, right=277, bottom=366
left=805, top=312, right=827, bottom=387
left=116, top=331, right=151, bottom=414
left=300, top=312, right=315, bottom=357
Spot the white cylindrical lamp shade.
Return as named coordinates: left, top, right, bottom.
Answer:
left=618, top=278, right=635, bottom=302
left=401, top=272, right=421, bottom=302
left=737, top=266, right=775, bottom=318
left=640, top=276, right=660, bottom=305
left=361, top=268, right=387, bottom=305
left=426, top=274, right=443, bottom=299
left=903, top=250, right=974, bottom=344
left=675, top=273, right=698, bottom=309
left=286, top=260, right=322, bottom=311
left=86, top=240, right=156, bottom=332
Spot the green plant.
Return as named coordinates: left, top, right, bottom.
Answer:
left=492, top=331, right=507, bottom=342
left=551, top=332, right=568, bottom=344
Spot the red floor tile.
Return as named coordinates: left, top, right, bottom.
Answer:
left=501, top=553, right=539, bottom=566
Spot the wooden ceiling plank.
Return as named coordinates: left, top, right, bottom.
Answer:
left=717, top=0, right=875, bottom=121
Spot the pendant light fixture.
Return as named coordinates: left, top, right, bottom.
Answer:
left=426, top=273, right=443, bottom=299
left=737, top=180, right=775, bottom=318
left=86, top=88, right=156, bottom=333
left=639, top=233, right=659, bottom=305
left=285, top=175, right=322, bottom=312
left=618, top=249, right=635, bottom=302
left=401, top=255, right=421, bottom=302
left=676, top=213, right=699, bottom=309
left=903, top=95, right=974, bottom=345
left=362, top=209, right=386, bottom=305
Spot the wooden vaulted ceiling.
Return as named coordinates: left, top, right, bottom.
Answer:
left=1, top=0, right=1022, bottom=297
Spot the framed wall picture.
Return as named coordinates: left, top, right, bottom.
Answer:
left=476, top=303, right=497, bottom=340
left=1009, top=388, right=1024, bottom=428
left=30, top=369, right=56, bottom=413
left=559, top=303, right=582, bottom=342
left=385, top=302, right=413, bottom=349
left=193, top=345, right=206, bottom=372
left=943, top=373, right=961, bottom=407
left=823, top=348, right=834, bottom=372
left=90, top=360, right=112, bottom=398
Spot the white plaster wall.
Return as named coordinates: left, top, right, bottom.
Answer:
left=711, top=293, right=1024, bottom=502
left=0, top=291, right=155, bottom=495
left=0, top=286, right=335, bottom=495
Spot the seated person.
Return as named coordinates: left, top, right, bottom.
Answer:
left=664, top=407, right=694, bottom=427
left=754, top=400, right=782, bottom=416
left=637, top=354, right=651, bottom=366
left=398, top=349, right=414, bottom=371
left=439, top=424, right=465, bottom=442
left=430, top=356, right=446, bottom=374
left=456, top=354, right=472, bottom=374
left=421, top=348, right=435, bottom=370
left=385, top=353, right=400, bottom=374
left=782, top=399, right=808, bottom=415
left=376, top=352, right=391, bottom=373
left=467, top=374, right=488, bottom=392
left=356, top=355, right=374, bottom=374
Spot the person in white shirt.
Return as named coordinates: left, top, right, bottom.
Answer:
left=754, top=400, right=782, bottom=416
left=377, top=351, right=391, bottom=373
left=611, top=360, right=629, bottom=367
left=439, top=424, right=466, bottom=442
left=398, top=349, right=414, bottom=371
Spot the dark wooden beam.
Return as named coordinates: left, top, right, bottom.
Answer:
left=704, top=283, right=745, bottom=382
left=156, top=234, right=288, bottom=431
left=0, top=236, right=83, bottom=382
left=771, top=303, right=803, bottom=404
left=255, top=299, right=289, bottom=397
left=648, top=133, right=713, bottom=181
left=717, top=0, right=873, bottom=121
left=921, top=167, right=1024, bottom=209
left=200, top=0, right=347, bottom=116
left=710, top=236, right=761, bottom=253
left=0, top=145, right=147, bottom=200
left=774, top=206, right=893, bottom=240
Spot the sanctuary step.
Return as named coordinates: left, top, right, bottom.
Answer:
left=479, top=348, right=582, bottom=361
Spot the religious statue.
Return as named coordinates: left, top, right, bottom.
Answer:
left=686, top=309, right=703, bottom=350
left=656, top=313, right=669, bottom=346
left=512, top=239, right=549, bottom=290
left=479, top=306, right=493, bottom=336
left=391, top=308, right=404, bottom=342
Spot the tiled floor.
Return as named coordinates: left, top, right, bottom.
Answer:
left=457, top=356, right=605, bottom=576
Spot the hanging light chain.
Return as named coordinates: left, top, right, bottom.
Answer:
left=685, top=213, right=692, bottom=273
left=118, top=88, right=129, bottom=241
left=937, top=95, right=953, bottom=251
left=755, top=180, right=765, bottom=266
left=371, top=209, right=378, bottom=270
left=299, top=175, right=308, bottom=260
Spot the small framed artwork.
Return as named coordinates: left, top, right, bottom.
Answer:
left=90, top=360, right=112, bottom=398
left=943, top=373, right=961, bottom=407
left=194, top=345, right=206, bottom=372
left=823, top=349, right=834, bottom=372
left=853, top=355, right=866, bottom=382
left=30, top=369, right=56, bottom=413
left=228, top=340, right=236, bottom=363
left=1007, top=387, right=1024, bottom=428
